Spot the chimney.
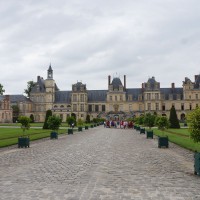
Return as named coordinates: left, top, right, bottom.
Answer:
left=124, top=75, right=126, bottom=90
left=37, top=76, right=40, bottom=82
left=195, top=75, right=198, bottom=81
left=108, top=75, right=111, bottom=86
left=171, top=83, right=175, bottom=89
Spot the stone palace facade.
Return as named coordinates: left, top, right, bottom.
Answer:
left=1, top=65, right=200, bottom=123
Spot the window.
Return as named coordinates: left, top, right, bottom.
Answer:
left=80, top=94, right=84, bottom=102
left=120, top=95, right=123, bottom=101
left=88, top=105, right=92, bottom=112
left=80, top=104, right=84, bottom=111
left=196, top=104, right=198, bottom=108
left=156, top=103, right=159, bottom=111
left=73, top=94, right=77, bottom=102
left=190, top=103, right=192, bottom=110
left=102, top=105, right=106, bottom=112
left=129, top=104, right=132, bottom=111
left=196, top=94, right=198, bottom=100
left=95, top=105, right=99, bottom=112
left=155, top=93, right=159, bottom=100
left=181, top=103, right=184, bottom=111
left=147, top=93, right=151, bottom=100
left=115, top=96, right=117, bottom=101
left=73, top=104, right=77, bottom=112
left=162, top=104, right=165, bottom=111
left=110, top=96, right=112, bottom=101
left=147, top=103, right=151, bottom=111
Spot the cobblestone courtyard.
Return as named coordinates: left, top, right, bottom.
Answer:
left=0, top=127, right=199, bottom=200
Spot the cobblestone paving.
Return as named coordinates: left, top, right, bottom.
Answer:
left=0, top=127, right=200, bottom=200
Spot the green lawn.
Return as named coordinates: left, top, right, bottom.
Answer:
left=0, top=128, right=68, bottom=148
left=153, top=128, right=200, bottom=152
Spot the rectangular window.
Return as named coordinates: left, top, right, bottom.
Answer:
left=88, top=105, right=92, bottom=112
left=147, top=103, right=151, bottom=111
left=110, top=96, right=112, bottom=101
left=196, top=104, right=198, bottom=108
left=73, top=104, right=77, bottom=112
left=73, top=94, right=77, bottom=102
left=80, top=94, right=84, bottom=102
left=147, top=93, right=151, bottom=100
left=181, top=103, right=184, bottom=110
left=95, top=105, right=99, bottom=112
left=102, top=105, right=106, bottom=111
left=196, top=94, right=198, bottom=100
left=80, top=104, right=84, bottom=112
left=115, top=96, right=117, bottom=101
left=129, top=104, right=132, bottom=111
left=120, top=95, right=123, bottom=101
left=155, top=93, right=159, bottom=100
left=190, top=103, right=192, bottom=110
left=156, top=103, right=159, bottom=111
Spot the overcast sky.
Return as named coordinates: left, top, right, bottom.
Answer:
left=1, top=0, right=200, bottom=95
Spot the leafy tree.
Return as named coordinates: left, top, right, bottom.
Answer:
left=77, top=118, right=83, bottom=126
left=43, top=110, right=52, bottom=129
left=66, top=116, right=76, bottom=127
left=155, top=116, right=170, bottom=131
left=30, top=114, right=34, bottom=123
left=12, top=105, right=20, bottom=122
left=0, top=83, right=5, bottom=95
left=143, top=113, right=156, bottom=129
left=169, top=105, right=180, bottom=128
left=86, top=114, right=90, bottom=123
left=47, top=115, right=62, bottom=131
left=187, top=107, right=200, bottom=143
left=138, top=115, right=144, bottom=125
left=18, top=116, right=31, bottom=135
left=24, top=81, right=36, bottom=98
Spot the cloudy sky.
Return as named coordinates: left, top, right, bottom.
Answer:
left=1, top=0, right=200, bottom=94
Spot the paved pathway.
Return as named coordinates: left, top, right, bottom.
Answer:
left=0, top=127, right=199, bottom=200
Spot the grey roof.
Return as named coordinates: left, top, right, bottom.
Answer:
left=0, top=95, right=4, bottom=101
left=160, top=88, right=183, bottom=100
left=126, top=88, right=142, bottom=100
left=9, top=95, right=31, bottom=103
left=31, top=77, right=46, bottom=93
left=111, top=78, right=123, bottom=89
left=55, top=91, right=71, bottom=103
left=88, top=90, right=107, bottom=102
left=194, top=75, right=200, bottom=89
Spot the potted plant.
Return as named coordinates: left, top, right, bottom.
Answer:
left=47, top=115, right=62, bottom=139
left=143, top=113, right=156, bottom=139
left=77, top=118, right=83, bottom=132
left=187, top=107, right=200, bottom=175
left=155, top=116, right=169, bottom=148
left=18, top=116, right=31, bottom=148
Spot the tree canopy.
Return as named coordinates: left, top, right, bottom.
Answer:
left=47, top=115, right=62, bottom=131
left=43, top=110, right=52, bottom=129
left=0, top=83, right=5, bottom=95
left=24, top=81, right=36, bottom=98
left=169, top=106, right=180, bottom=128
left=187, top=107, right=200, bottom=143
left=143, top=113, right=156, bottom=129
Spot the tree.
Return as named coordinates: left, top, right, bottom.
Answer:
left=24, top=81, right=36, bottom=98
left=66, top=116, right=76, bottom=127
left=47, top=115, right=62, bottom=131
left=30, top=114, right=34, bottom=123
left=143, top=113, right=156, bottom=129
left=155, top=116, right=170, bottom=131
left=187, top=107, right=200, bottom=143
left=169, top=105, right=180, bottom=128
left=77, top=118, right=83, bottom=126
left=43, top=110, right=52, bottom=129
left=18, top=116, right=31, bottom=135
left=86, top=114, right=90, bottom=123
left=11, top=105, right=20, bottom=122
left=0, top=83, right=5, bottom=95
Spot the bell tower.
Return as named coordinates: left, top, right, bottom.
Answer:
left=47, top=64, right=53, bottom=79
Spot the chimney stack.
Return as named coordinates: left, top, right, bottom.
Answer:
left=171, top=83, right=175, bottom=89
left=108, top=75, right=111, bottom=86
left=124, top=75, right=126, bottom=90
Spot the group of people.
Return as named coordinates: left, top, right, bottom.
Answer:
left=104, top=120, right=134, bottom=129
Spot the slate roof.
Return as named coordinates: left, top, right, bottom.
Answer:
left=88, top=90, right=107, bottom=102
left=194, top=75, right=200, bottom=89
left=160, top=88, right=183, bottom=100
left=31, top=77, right=46, bottom=93
left=9, top=95, right=31, bottom=103
left=111, top=78, right=123, bottom=89
left=55, top=91, right=71, bottom=103
left=126, top=88, right=142, bottom=101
